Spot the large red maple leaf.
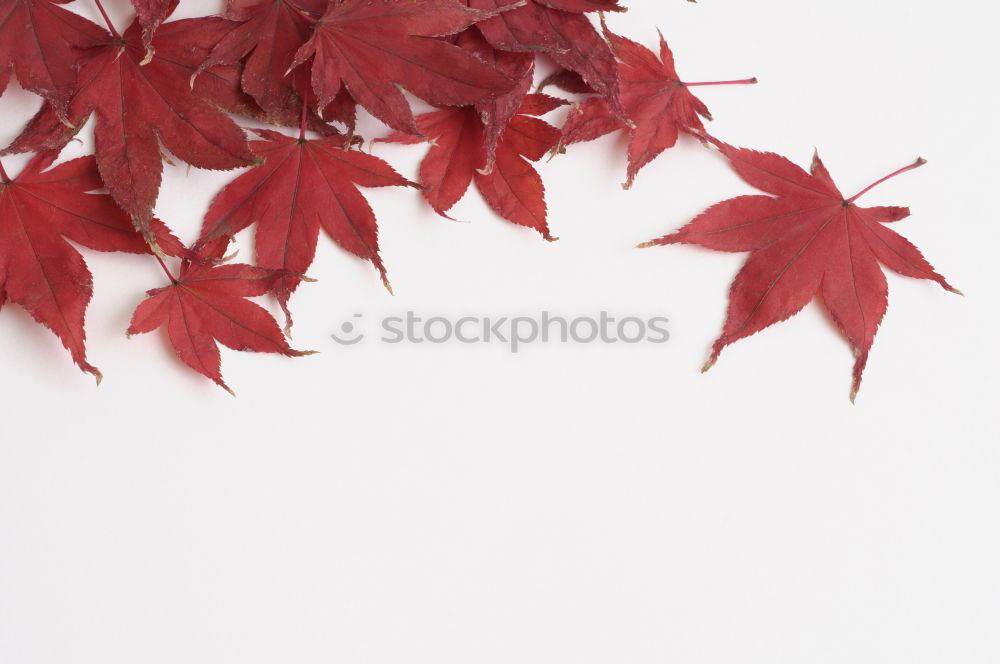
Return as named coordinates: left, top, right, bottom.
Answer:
left=380, top=92, right=566, bottom=239
left=558, top=23, right=756, bottom=188
left=196, top=129, right=416, bottom=326
left=195, top=0, right=327, bottom=116
left=3, top=16, right=257, bottom=253
left=128, top=255, right=313, bottom=394
left=469, top=0, right=627, bottom=124
left=641, top=141, right=959, bottom=401
left=288, top=0, right=517, bottom=136
left=0, top=0, right=108, bottom=115
left=0, top=152, right=182, bottom=381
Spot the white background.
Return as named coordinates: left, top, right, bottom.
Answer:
left=2, top=1, right=998, bottom=662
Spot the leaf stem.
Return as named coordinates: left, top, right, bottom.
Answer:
left=847, top=158, right=927, bottom=203
left=0, top=159, right=9, bottom=183
left=93, top=0, right=120, bottom=39
left=682, top=77, right=758, bottom=87
left=154, top=253, right=178, bottom=283
left=299, top=96, right=308, bottom=142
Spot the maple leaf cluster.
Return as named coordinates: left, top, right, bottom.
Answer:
left=0, top=0, right=956, bottom=399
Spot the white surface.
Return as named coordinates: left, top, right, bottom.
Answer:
left=1, top=1, right=998, bottom=662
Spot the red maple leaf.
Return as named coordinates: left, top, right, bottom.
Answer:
left=196, top=129, right=416, bottom=326
left=127, top=255, right=313, bottom=395
left=558, top=23, right=756, bottom=188
left=0, top=152, right=183, bottom=381
left=3, top=16, right=257, bottom=253
left=641, top=141, right=960, bottom=401
left=288, top=0, right=517, bottom=136
left=469, top=0, right=627, bottom=123
left=380, top=92, right=566, bottom=239
left=194, top=0, right=327, bottom=116
left=0, top=0, right=108, bottom=115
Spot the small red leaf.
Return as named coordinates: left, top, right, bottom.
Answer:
left=128, top=257, right=312, bottom=394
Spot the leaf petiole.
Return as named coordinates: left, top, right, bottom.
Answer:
left=847, top=158, right=927, bottom=203
left=154, top=253, right=178, bottom=284
left=93, top=0, right=121, bottom=39
left=682, top=77, right=758, bottom=87
left=299, top=95, right=308, bottom=142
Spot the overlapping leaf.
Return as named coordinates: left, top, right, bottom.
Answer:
left=470, top=0, right=626, bottom=123
left=197, top=129, right=416, bottom=326
left=289, top=0, right=517, bottom=135
left=381, top=92, right=566, bottom=239
left=195, top=0, right=328, bottom=116
left=4, top=17, right=257, bottom=253
left=0, top=152, right=182, bottom=381
left=558, top=23, right=755, bottom=188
